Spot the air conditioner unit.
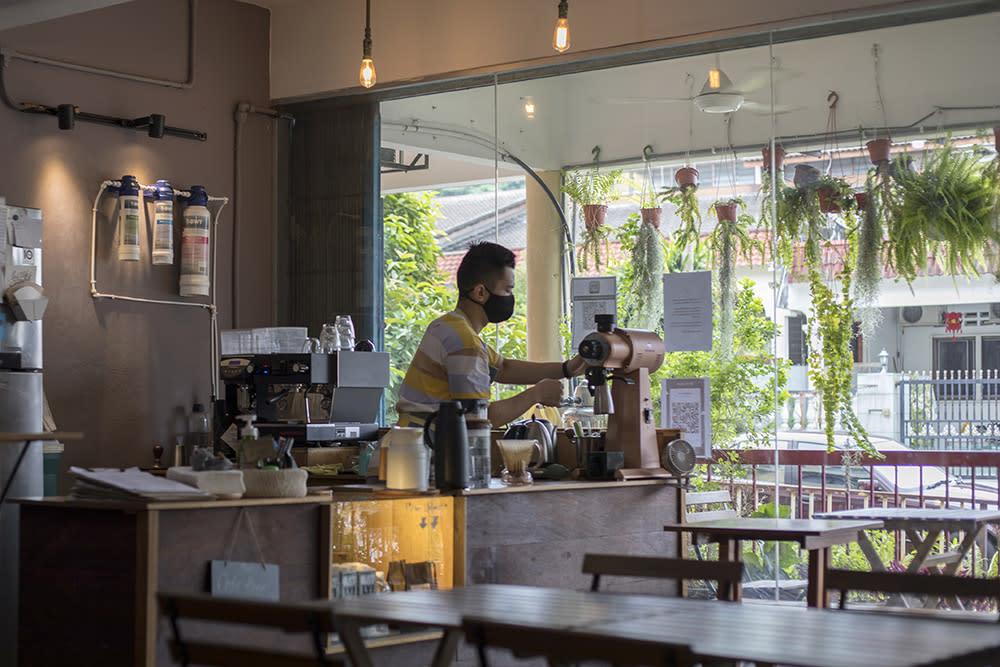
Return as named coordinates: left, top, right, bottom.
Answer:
left=899, top=305, right=941, bottom=326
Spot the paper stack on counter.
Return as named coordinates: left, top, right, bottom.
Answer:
left=166, top=466, right=245, bottom=499
left=68, top=466, right=212, bottom=502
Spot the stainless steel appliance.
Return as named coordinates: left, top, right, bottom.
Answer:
left=0, top=199, right=46, bottom=667
left=219, top=350, right=389, bottom=445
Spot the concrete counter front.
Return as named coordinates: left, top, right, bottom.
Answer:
left=18, top=480, right=681, bottom=666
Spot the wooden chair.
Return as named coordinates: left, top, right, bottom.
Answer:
left=583, top=553, right=743, bottom=602
left=825, top=569, right=1000, bottom=619
left=462, top=616, right=694, bottom=667
left=158, top=592, right=345, bottom=667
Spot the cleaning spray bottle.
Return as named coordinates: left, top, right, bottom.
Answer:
left=150, top=180, right=174, bottom=265
left=179, top=185, right=211, bottom=296
left=234, top=413, right=258, bottom=469
left=116, top=175, right=142, bottom=261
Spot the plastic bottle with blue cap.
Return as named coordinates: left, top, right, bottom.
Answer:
left=179, top=185, right=211, bottom=296
left=116, top=175, right=142, bottom=261
left=150, top=180, right=175, bottom=265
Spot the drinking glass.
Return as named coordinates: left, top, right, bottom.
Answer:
left=334, top=315, right=355, bottom=350
left=301, top=337, right=321, bottom=353
left=319, top=324, right=341, bottom=353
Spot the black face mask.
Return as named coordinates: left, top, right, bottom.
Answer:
left=479, top=287, right=515, bottom=323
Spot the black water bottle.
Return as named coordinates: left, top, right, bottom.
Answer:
left=423, top=400, right=470, bottom=490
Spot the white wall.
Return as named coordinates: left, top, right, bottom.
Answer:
left=267, top=0, right=903, bottom=101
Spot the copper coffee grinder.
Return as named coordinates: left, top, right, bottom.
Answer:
left=578, top=314, right=666, bottom=474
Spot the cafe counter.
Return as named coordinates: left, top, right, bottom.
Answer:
left=17, top=479, right=681, bottom=666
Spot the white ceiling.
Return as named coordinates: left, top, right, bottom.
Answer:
left=380, top=12, right=1000, bottom=175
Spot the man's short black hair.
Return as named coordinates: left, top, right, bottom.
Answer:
left=456, top=242, right=515, bottom=294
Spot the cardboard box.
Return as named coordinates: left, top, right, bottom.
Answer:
left=292, top=446, right=359, bottom=469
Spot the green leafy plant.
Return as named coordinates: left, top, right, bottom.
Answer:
left=660, top=181, right=702, bottom=256
left=886, top=143, right=1000, bottom=283
left=707, top=198, right=762, bottom=358
left=854, top=178, right=884, bottom=337
left=562, top=158, right=624, bottom=271
left=615, top=212, right=665, bottom=331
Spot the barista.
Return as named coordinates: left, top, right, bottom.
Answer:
left=395, top=241, right=586, bottom=428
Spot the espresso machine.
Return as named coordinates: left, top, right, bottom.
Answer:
left=0, top=199, right=47, bottom=667
left=578, top=314, right=665, bottom=471
left=219, top=350, right=390, bottom=445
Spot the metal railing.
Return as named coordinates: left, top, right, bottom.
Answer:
left=899, top=371, right=1000, bottom=461
left=710, top=448, right=1000, bottom=518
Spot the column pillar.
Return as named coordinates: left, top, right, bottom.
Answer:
left=525, top=171, right=563, bottom=362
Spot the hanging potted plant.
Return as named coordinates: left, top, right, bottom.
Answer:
left=814, top=174, right=855, bottom=215
left=616, top=212, right=665, bottom=331
left=634, top=145, right=662, bottom=228
left=886, top=142, right=1000, bottom=283
left=708, top=198, right=762, bottom=358
left=561, top=147, right=624, bottom=271
left=854, top=178, right=884, bottom=337
left=761, top=144, right=786, bottom=175
left=660, top=166, right=702, bottom=254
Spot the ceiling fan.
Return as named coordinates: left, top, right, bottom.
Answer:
left=592, top=56, right=801, bottom=116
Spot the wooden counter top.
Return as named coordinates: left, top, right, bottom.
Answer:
left=13, top=492, right=333, bottom=511
left=324, top=478, right=673, bottom=500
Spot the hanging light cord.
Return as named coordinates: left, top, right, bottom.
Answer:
left=363, top=0, right=373, bottom=58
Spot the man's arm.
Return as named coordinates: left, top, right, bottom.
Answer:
left=487, top=379, right=563, bottom=428
left=495, top=355, right=587, bottom=385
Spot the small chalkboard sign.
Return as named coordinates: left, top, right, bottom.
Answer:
left=209, top=560, right=280, bottom=601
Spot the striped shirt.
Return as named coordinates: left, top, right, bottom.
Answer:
left=395, top=309, right=501, bottom=427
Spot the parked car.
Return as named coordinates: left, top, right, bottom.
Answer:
left=735, top=431, right=999, bottom=508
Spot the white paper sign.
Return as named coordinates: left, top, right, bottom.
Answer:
left=661, top=377, right=711, bottom=458
left=571, top=276, right=616, bottom=350
left=663, top=271, right=713, bottom=352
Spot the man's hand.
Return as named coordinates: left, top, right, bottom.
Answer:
left=532, top=378, right=564, bottom=406
left=563, top=354, right=588, bottom=378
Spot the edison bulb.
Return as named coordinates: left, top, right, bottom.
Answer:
left=552, top=18, right=570, bottom=52
left=359, top=57, right=376, bottom=88
left=708, top=68, right=721, bottom=89
left=524, top=100, right=535, bottom=119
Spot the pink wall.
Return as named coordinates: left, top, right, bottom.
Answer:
left=0, top=0, right=274, bottom=478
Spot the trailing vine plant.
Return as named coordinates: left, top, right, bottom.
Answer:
left=707, top=198, right=762, bottom=358
left=854, top=177, right=884, bottom=337
left=615, top=212, right=665, bottom=330
left=561, top=146, right=624, bottom=272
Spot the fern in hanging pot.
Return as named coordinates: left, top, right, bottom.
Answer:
left=707, top=198, right=762, bottom=358
left=561, top=160, right=624, bottom=271
left=886, top=143, right=1000, bottom=283
left=660, top=167, right=703, bottom=257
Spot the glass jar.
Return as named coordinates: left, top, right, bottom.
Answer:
left=465, top=418, right=492, bottom=489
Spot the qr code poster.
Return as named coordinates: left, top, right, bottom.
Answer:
left=660, top=377, right=711, bottom=459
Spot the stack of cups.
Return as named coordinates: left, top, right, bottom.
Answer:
left=465, top=418, right=492, bottom=489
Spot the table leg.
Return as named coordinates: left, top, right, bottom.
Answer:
left=337, top=621, right=373, bottom=667
left=807, top=547, right=830, bottom=608
left=718, top=539, right=743, bottom=603
left=430, top=628, right=463, bottom=667
left=856, top=530, right=887, bottom=572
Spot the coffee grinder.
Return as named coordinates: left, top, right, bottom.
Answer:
left=578, top=314, right=665, bottom=472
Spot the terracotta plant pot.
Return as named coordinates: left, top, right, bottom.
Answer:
left=817, top=187, right=841, bottom=214
left=793, top=164, right=821, bottom=188
left=761, top=145, right=786, bottom=173
left=640, top=207, right=662, bottom=228
left=854, top=191, right=868, bottom=212
left=714, top=202, right=738, bottom=223
left=866, top=138, right=891, bottom=165
left=674, top=167, right=699, bottom=190
left=582, top=204, right=608, bottom=231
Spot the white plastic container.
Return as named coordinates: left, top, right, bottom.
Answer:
left=150, top=180, right=174, bottom=265
left=117, top=175, right=142, bottom=261
left=180, top=185, right=211, bottom=297
left=384, top=426, right=428, bottom=492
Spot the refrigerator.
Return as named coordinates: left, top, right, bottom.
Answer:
left=0, top=198, right=45, bottom=667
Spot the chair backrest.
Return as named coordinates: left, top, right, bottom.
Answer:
left=825, top=569, right=1000, bottom=621
left=682, top=489, right=736, bottom=523
left=158, top=592, right=343, bottom=666
left=462, top=616, right=693, bottom=667
left=582, top=553, right=743, bottom=601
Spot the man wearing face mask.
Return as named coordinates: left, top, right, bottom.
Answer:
left=396, top=241, right=586, bottom=429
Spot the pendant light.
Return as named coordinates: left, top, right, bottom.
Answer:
left=359, top=0, right=376, bottom=88
left=552, top=0, right=569, bottom=53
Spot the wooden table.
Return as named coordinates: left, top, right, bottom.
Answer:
left=663, top=517, right=882, bottom=607
left=815, top=507, right=1000, bottom=608
left=332, top=583, right=1000, bottom=667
